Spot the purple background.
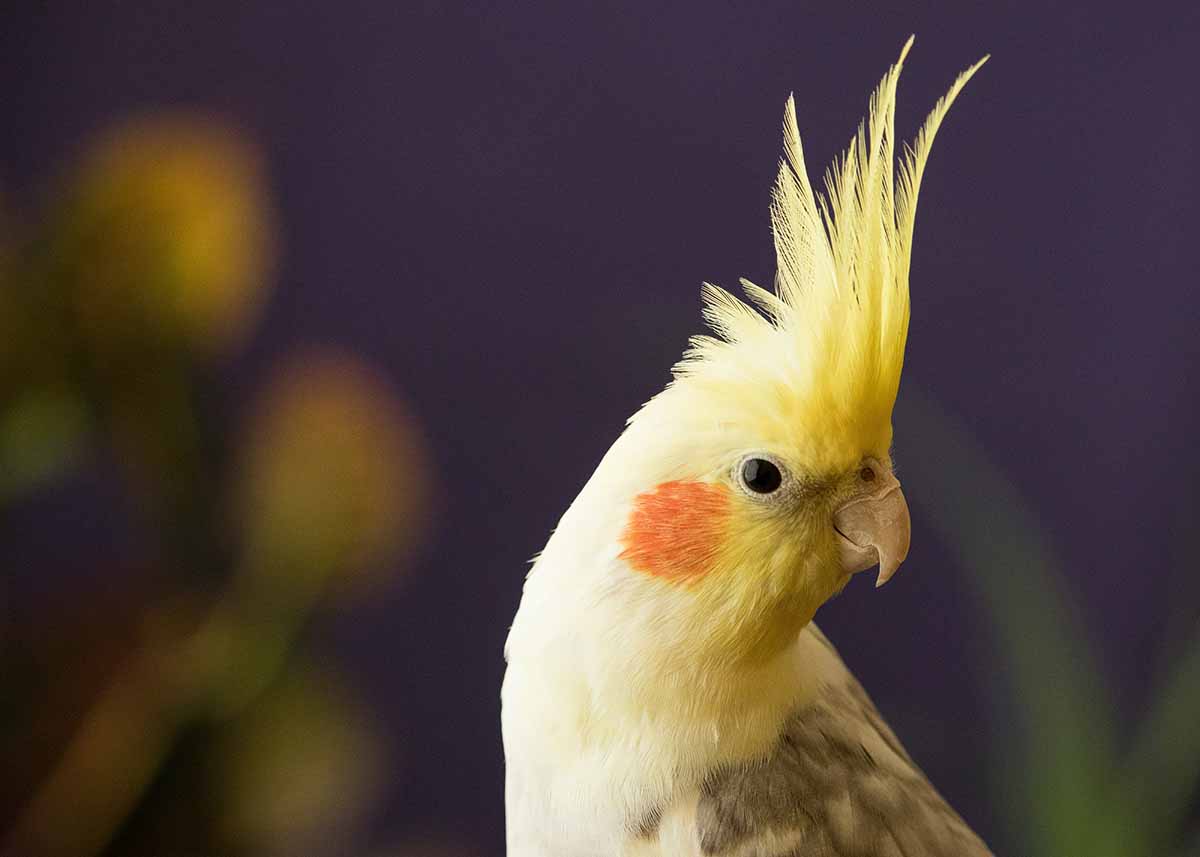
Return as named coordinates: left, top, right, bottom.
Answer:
left=4, top=1, right=1199, bottom=853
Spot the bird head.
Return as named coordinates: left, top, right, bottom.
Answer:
left=584, top=40, right=986, bottom=668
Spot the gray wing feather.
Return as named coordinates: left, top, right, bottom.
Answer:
left=695, top=649, right=993, bottom=857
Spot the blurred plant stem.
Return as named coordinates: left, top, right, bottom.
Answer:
left=3, top=555, right=331, bottom=857
left=2, top=115, right=423, bottom=857
left=0, top=387, right=88, bottom=500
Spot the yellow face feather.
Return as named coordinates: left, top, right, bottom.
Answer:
left=612, top=39, right=985, bottom=666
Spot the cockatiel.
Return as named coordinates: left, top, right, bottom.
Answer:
left=502, top=39, right=991, bottom=857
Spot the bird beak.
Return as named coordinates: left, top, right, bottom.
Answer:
left=832, top=472, right=911, bottom=588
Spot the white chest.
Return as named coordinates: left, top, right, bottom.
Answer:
left=501, top=627, right=842, bottom=857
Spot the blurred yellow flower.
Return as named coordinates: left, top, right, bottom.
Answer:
left=234, top=350, right=429, bottom=595
left=60, top=114, right=274, bottom=355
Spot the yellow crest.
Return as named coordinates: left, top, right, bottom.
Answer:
left=674, top=38, right=987, bottom=474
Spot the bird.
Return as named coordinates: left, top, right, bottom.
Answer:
left=501, top=37, right=992, bottom=857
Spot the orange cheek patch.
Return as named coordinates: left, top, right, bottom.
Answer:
left=619, top=481, right=731, bottom=583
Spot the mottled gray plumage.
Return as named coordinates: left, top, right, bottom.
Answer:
left=695, top=632, right=992, bottom=857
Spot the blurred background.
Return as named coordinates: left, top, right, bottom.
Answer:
left=2, top=1, right=1198, bottom=855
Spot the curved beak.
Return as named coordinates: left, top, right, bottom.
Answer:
left=832, top=473, right=911, bottom=588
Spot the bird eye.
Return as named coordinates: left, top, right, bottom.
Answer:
left=859, top=464, right=876, bottom=483
left=740, top=457, right=783, bottom=494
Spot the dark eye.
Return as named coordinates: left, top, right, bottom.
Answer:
left=859, top=465, right=876, bottom=483
left=741, top=458, right=783, bottom=494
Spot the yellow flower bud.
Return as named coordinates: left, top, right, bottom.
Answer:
left=62, top=114, right=274, bottom=355
left=234, top=351, right=428, bottom=595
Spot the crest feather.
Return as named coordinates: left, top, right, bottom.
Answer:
left=678, top=39, right=985, bottom=463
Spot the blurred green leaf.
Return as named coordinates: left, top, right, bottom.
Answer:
left=897, top=387, right=1145, bottom=857
left=1126, top=625, right=1200, bottom=855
